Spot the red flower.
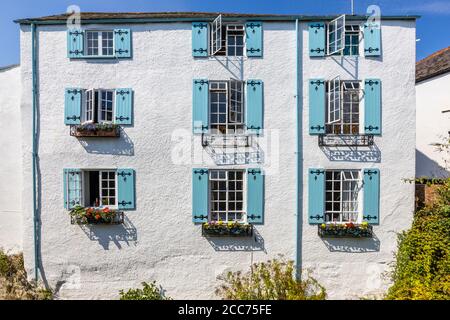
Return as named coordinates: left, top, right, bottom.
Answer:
left=346, top=222, right=355, bottom=229
left=102, top=207, right=110, bottom=214
left=95, top=214, right=101, bottom=220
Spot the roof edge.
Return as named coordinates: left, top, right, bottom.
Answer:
left=416, top=68, right=450, bottom=84
left=14, top=13, right=421, bottom=25
left=0, top=64, right=20, bottom=72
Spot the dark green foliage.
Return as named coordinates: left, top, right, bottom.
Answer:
left=386, top=179, right=450, bottom=300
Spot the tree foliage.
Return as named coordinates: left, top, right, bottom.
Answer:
left=215, top=257, right=326, bottom=300
left=386, top=179, right=450, bottom=300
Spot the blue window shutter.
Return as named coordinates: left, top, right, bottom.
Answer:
left=64, top=88, right=82, bottom=125
left=64, top=169, right=82, bottom=209
left=364, top=79, right=381, bottom=135
left=245, top=22, right=263, bottom=57
left=115, top=88, right=133, bottom=125
left=309, top=79, right=325, bottom=135
left=364, top=23, right=381, bottom=57
left=247, top=168, right=264, bottom=224
left=192, top=168, right=208, bottom=223
left=308, top=168, right=325, bottom=224
left=192, top=22, right=208, bottom=57
left=192, top=79, right=209, bottom=133
left=309, top=22, right=325, bottom=57
left=67, top=29, right=84, bottom=58
left=117, top=169, right=135, bottom=210
left=246, top=79, right=263, bottom=135
left=363, top=169, right=380, bottom=224
left=114, top=29, right=132, bottom=58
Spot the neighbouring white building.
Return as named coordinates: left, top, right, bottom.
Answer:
left=2, top=12, right=417, bottom=299
left=0, top=64, right=23, bottom=253
left=416, top=46, right=450, bottom=178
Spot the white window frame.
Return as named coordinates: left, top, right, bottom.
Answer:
left=85, top=30, right=115, bottom=57
left=83, top=89, right=115, bottom=124
left=327, top=76, right=341, bottom=124
left=209, top=80, right=245, bottom=135
left=211, top=15, right=223, bottom=55
left=327, top=15, right=346, bottom=55
left=209, top=169, right=246, bottom=223
left=66, top=171, right=83, bottom=208
left=225, top=24, right=245, bottom=57
left=325, top=170, right=362, bottom=223
left=343, top=24, right=361, bottom=56
left=98, top=170, right=117, bottom=208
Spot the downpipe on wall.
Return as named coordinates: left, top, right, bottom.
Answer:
left=31, top=22, right=40, bottom=281
left=294, top=18, right=302, bottom=281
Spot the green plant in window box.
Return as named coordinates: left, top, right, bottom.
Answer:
left=69, top=205, right=122, bottom=224
left=202, top=220, right=253, bottom=237
left=318, top=222, right=373, bottom=238
left=76, top=123, right=118, bottom=133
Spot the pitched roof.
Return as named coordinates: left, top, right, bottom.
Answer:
left=14, top=11, right=419, bottom=24
left=416, top=46, right=450, bottom=83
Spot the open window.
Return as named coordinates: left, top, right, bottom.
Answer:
left=325, top=170, right=362, bottom=223
left=210, top=15, right=245, bottom=57
left=326, top=79, right=361, bottom=135
left=84, top=89, right=114, bottom=124
left=209, top=79, right=245, bottom=135
left=69, top=170, right=117, bottom=208
left=326, top=15, right=361, bottom=56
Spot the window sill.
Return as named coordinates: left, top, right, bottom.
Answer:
left=202, top=222, right=253, bottom=237
left=318, top=223, right=373, bottom=238
left=70, top=124, right=120, bottom=138
left=318, top=134, right=373, bottom=147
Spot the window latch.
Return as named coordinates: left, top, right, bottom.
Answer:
left=309, top=214, right=324, bottom=221
left=193, top=215, right=208, bottom=220
left=363, top=215, right=377, bottom=221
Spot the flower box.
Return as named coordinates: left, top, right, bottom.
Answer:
left=318, top=222, right=373, bottom=238
left=70, top=123, right=120, bottom=138
left=69, top=206, right=124, bottom=225
left=201, top=222, right=253, bottom=237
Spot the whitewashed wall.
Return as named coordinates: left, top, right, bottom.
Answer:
left=20, top=22, right=297, bottom=299
left=416, top=72, right=450, bottom=178
left=0, top=64, right=23, bottom=253
left=19, top=19, right=416, bottom=300
left=301, top=20, right=416, bottom=299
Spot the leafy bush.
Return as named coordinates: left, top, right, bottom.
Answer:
left=215, top=257, right=326, bottom=300
left=0, top=249, right=52, bottom=300
left=119, top=281, right=171, bottom=300
left=386, top=179, right=450, bottom=300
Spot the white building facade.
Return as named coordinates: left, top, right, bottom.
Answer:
left=13, top=12, right=416, bottom=299
left=415, top=47, right=450, bottom=178
left=0, top=64, right=23, bottom=253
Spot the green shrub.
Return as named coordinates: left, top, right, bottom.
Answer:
left=386, top=179, right=450, bottom=300
left=0, top=249, right=52, bottom=300
left=215, top=257, right=326, bottom=300
left=119, top=281, right=171, bottom=300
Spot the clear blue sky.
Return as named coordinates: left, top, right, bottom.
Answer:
left=1, top=0, right=449, bottom=67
